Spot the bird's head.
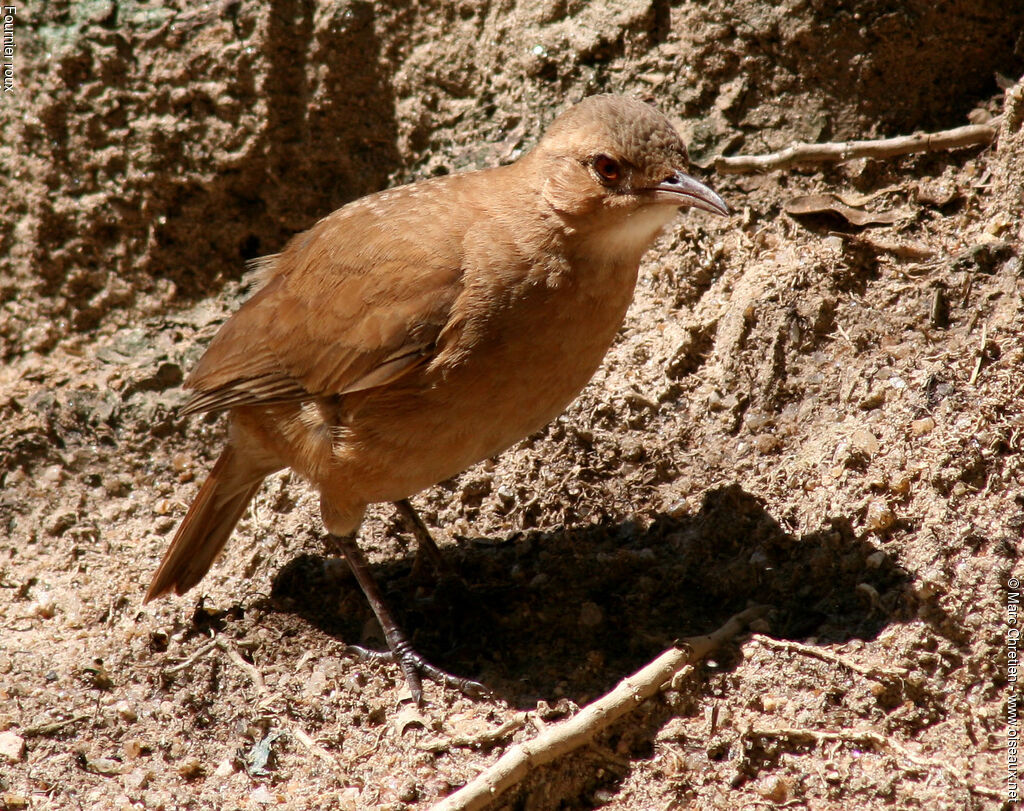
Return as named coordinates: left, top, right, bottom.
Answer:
left=529, top=94, right=728, bottom=260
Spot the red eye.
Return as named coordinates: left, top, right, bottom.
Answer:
left=593, top=155, right=621, bottom=183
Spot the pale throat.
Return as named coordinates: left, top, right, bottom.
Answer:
left=580, top=203, right=680, bottom=266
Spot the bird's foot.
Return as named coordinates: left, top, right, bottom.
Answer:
left=330, top=530, right=485, bottom=705
left=348, top=639, right=486, bottom=704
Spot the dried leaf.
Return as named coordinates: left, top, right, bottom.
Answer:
left=784, top=194, right=904, bottom=227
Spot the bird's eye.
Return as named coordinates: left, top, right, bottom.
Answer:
left=593, top=155, right=622, bottom=183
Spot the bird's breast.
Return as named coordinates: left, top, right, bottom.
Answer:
left=326, top=253, right=642, bottom=502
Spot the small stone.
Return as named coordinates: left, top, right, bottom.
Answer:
left=528, top=572, right=549, bottom=588
left=177, top=757, right=204, bottom=779
left=851, top=427, right=880, bottom=456
left=760, top=695, right=782, bottom=713
left=666, top=498, right=688, bottom=518
left=115, top=701, right=137, bottom=723
left=888, top=472, right=913, bottom=496
left=859, top=388, right=886, bottom=409
left=865, top=499, right=896, bottom=531
left=123, top=739, right=145, bottom=759
left=213, top=758, right=236, bottom=778
left=1, top=793, right=28, bottom=809
left=0, top=731, right=26, bottom=762
left=910, top=416, right=935, bottom=436
left=40, top=464, right=64, bottom=484
left=122, top=767, right=152, bottom=792
left=757, top=775, right=791, bottom=802
left=579, top=602, right=603, bottom=628
left=251, top=785, right=277, bottom=804
left=395, top=779, right=419, bottom=803
left=88, top=756, right=126, bottom=775
left=170, top=453, right=192, bottom=473
left=31, top=591, right=56, bottom=619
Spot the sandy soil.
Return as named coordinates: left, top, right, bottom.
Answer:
left=1, top=1, right=1022, bottom=809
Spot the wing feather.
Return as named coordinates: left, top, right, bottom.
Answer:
left=181, top=177, right=476, bottom=414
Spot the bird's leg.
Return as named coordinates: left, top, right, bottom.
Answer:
left=392, top=498, right=447, bottom=577
left=329, top=531, right=484, bottom=704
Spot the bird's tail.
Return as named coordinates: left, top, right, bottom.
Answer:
left=145, top=446, right=267, bottom=602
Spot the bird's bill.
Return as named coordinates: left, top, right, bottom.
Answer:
left=652, top=170, right=729, bottom=216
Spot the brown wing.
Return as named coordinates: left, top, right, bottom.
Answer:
left=180, top=180, right=474, bottom=415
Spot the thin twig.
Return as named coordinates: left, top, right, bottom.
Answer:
left=969, top=322, right=988, bottom=386
left=162, top=638, right=219, bottom=676
left=218, top=639, right=267, bottom=693
left=161, top=637, right=266, bottom=693
left=21, top=714, right=91, bottom=739
left=291, top=725, right=340, bottom=768
left=715, top=122, right=998, bottom=174
left=748, top=634, right=902, bottom=684
left=744, top=726, right=999, bottom=799
left=418, top=712, right=530, bottom=753
left=431, top=606, right=768, bottom=811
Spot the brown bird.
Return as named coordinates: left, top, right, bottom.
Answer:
left=145, top=94, right=728, bottom=701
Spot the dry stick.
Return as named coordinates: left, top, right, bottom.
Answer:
left=969, top=322, right=988, bottom=386
left=162, top=637, right=266, bottom=693
left=161, top=637, right=220, bottom=676
left=164, top=637, right=335, bottom=769
left=714, top=122, right=998, bottom=175
left=292, top=725, right=341, bottom=768
left=431, top=605, right=768, bottom=811
left=748, top=634, right=902, bottom=684
left=744, top=727, right=1000, bottom=800
left=21, top=714, right=91, bottom=739
left=419, top=713, right=531, bottom=754
left=218, top=639, right=267, bottom=693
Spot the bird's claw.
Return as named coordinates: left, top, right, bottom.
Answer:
left=348, top=642, right=486, bottom=704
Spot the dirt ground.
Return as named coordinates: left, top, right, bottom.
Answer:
left=2, top=1, right=1023, bottom=809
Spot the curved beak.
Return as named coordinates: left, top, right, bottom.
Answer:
left=652, top=170, right=729, bottom=216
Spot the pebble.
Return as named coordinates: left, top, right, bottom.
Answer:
left=115, top=701, right=137, bottom=723
left=757, top=775, right=792, bottom=803
left=851, top=427, right=879, bottom=456
left=177, top=757, right=204, bottom=779
left=123, top=739, right=145, bottom=759
left=31, top=591, right=56, bottom=619
left=0, top=731, right=26, bottom=762
left=760, top=695, right=782, bottom=713
left=888, top=471, right=913, bottom=495
left=122, top=767, right=152, bottom=792
left=910, top=416, right=935, bottom=436
left=579, top=602, right=603, bottom=628
left=88, top=756, right=125, bottom=775
left=251, top=785, right=278, bottom=804
left=865, top=499, right=896, bottom=531
left=170, top=453, right=192, bottom=472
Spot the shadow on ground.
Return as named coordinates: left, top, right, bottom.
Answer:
left=265, top=484, right=910, bottom=707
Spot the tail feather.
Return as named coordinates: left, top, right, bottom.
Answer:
left=145, top=446, right=266, bottom=602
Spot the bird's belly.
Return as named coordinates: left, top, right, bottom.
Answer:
left=334, top=270, right=638, bottom=503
